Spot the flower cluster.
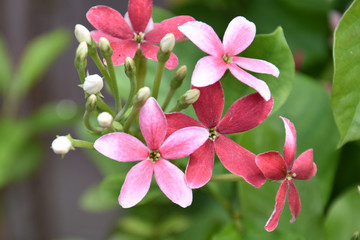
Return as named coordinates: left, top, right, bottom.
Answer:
left=53, top=0, right=316, bottom=233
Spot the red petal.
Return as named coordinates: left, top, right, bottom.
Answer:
left=216, top=93, right=273, bottom=134
left=192, top=81, right=224, bottom=129
left=214, top=135, right=266, bottom=188
left=185, top=139, right=215, bottom=189
left=128, top=0, right=152, bottom=33
left=287, top=180, right=301, bottom=223
left=145, top=16, right=195, bottom=44
left=110, top=40, right=139, bottom=66
left=86, top=6, right=133, bottom=39
left=255, top=151, right=287, bottom=181
left=140, top=43, right=178, bottom=69
left=265, top=181, right=288, bottom=232
left=292, top=149, right=316, bottom=180
left=165, top=112, right=204, bottom=138
left=281, top=117, right=297, bottom=169
left=90, top=30, right=121, bottom=43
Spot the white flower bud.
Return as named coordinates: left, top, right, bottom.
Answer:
left=76, top=41, right=88, bottom=61
left=52, top=136, right=72, bottom=155
left=74, top=24, right=92, bottom=45
left=183, top=89, right=200, bottom=105
left=160, top=33, right=175, bottom=53
left=98, top=37, right=111, bottom=53
left=83, top=74, right=103, bottom=95
left=135, top=87, right=151, bottom=105
left=97, top=112, right=113, bottom=128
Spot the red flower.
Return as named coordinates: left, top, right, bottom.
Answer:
left=166, top=81, right=273, bottom=189
left=86, top=0, right=194, bottom=69
left=255, top=117, right=317, bottom=232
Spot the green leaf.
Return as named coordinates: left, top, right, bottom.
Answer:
left=211, top=223, right=244, bottom=240
left=325, top=187, right=360, bottom=240
left=0, top=35, right=12, bottom=93
left=331, top=0, right=360, bottom=146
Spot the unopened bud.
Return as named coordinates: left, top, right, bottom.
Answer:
left=74, top=24, right=92, bottom=45
left=76, top=41, right=88, bottom=61
left=160, top=33, right=175, bottom=53
left=97, top=112, right=113, bottom=128
left=177, top=89, right=200, bottom=110
left=134, top=87, right=151, bottom=106
left=87, top=94, right=97, bottom=110
left=52, top=136, right=72, bottom=155
left=171, top=65, right=187, bottom=89
left=83, top=74, right=103, bottom=95
left=125, top=57, right=136, bottom=78
left=98, top=37, right=112, bottom=57
left=351, top=232, right=360, bottom=240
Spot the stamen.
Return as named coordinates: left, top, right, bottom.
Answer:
left=209, top=128, right=219, bottom=141
left=222, top=54, right=232, bottom=64
left=148, top=150, right=161, bottom=162
left=134, top=32, right=145, bottom=43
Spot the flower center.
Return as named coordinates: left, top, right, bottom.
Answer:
left=209, top=128, right=220, bottom=141
left=134, top=32, right=145, bottom=43
left=286, top=171, right=296, bottom=180
left=148, top=150, right=161, bottom=162
left=222, top=53, right=233, bottom=64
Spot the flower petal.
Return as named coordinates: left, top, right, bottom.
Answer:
left=287, top=180, right=301, bottom=223
left=265, top=181, right=288, bottom=232
left=191, top=56, right=228, bottom=87
left=185, top=139, right=214, bottom=189
left=165, top=112, right=204, bottom=138
left=90, top=30, right=121, bottom=43
left=223, top=16, right=256, bottom=56
left=140, top=97, right=167, bottom=150
left=110, top=40, right=139, bottom=66
left=281, top=117, right=297, bottom=169
left=216, top=92, right=273, bottom=134
left=119, top=160, right=154, bottom=208
left=193, top=81, right=224, bottom=129
left=94, top=133, right=149, bottom=162
left=140, top=43, right=178, bottom=69
left=214, top=135, right=266, bottom=188
left=159, top=127, right=209, bottom=159
left=154, top=159, right=193, bottom=208
left=255, top=151, right=287, bottom=181
left=178, top=21, right=224, bottom=57
left=292, top=149, right=316, bottom=180
left=228, top=63, right=271, bottom=101
left=128, top=0, right=152, bottom=33
left=86, top=6, right=133, bottom=39
left=232, top=56, right=279, bottom=77
left=145, top=16, right=195, bottom=44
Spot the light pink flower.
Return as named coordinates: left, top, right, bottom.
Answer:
left=86, top=0, right=194, bottom=69
left=166, top=81, right=273, bottom=189
left=255, top=117, right=317, bottom=232
left=178, top=16, right=280, bottom=100
left=94, top=97, right=208, bottom=208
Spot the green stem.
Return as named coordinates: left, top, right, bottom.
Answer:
left=83, top=110, right=104, bottom=134
left=104, top=55, right=121, bottom=111
left=134, top=51, right=147, bottom=91
left=211, top=174, right=244, bottom=182
left=76, top=66, right=86, bottom=84
left=115, top=70, right=137, bottom=121
left=71, top=138, right=94, bottom=150
left=96, top=96, right=115, bottom=117
left=152, top=61, right=166, bottom=99
left=169, top=104, right=181, bottom=113
left=123, top=106, right=141, bottom=133
left=162, top=88, right=175, bottom=111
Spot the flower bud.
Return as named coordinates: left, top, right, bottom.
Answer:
left=97, top=112, right=113, bottom=128
left=125, top=57, right=136, bottom=78
left=86, top=94, right=97, bottom=111
left=83, top=74, right=103, bottom=95
left=74, top=24, right=92, bottom=45
left=134, top=87, right=151, bottom=106
left=171, top=65, right=187, bottom=89
left=351, top=232, right=360, bottom=240
left=98, top=37, right=112, bottom=57
left=176, top=89, right=200, bottom=111
left=76, top=41, right=88, bottom=62
left=160, top=33, right=175, bottom=53
left=52, top=136, right=72, bottom=155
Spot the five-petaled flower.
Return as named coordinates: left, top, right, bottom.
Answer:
left=166, top=81, right=273, bottom=189
left=255, top=117, right=316, bottom=232
left=178, top=16, right=280, bottom=101
left=94, top=97, right=208, bottom=208
left=86, top=0, right=194, bottom=69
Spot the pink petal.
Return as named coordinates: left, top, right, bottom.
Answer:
left=185, top=139, right=214, bottom=189
left=110, top=40, right=139, bottom=66
left=232, top=56, right=279, bottom=77
left=265, top=181, right=288, bottom=232
left=128, top=0, right=152, bottom=33
left=287, top=180, right=301, bottom=223
left=216, top=92, right=273, bottom=134
left=90, top=30, right=121, bottom=43
left=193, top=81, right=224, bottom=129
left=140, top=43, right=178, bottom=69
left=292, top=149, right=317, bottom=180
left=178, top=21, right=224, bottom=57
left=228, top=63, right=271, bottom=101
left=159, top=127, right=209, bottom=159
left=191, top=56, right=228, bottom=87
left=154, top=159, right=192, bottom=208
left=255, top=151, right=287, bottom=181
left=86, top=6, right=133, bottom=39
left=214, top=135, right=266, bottom=188
left=223, top=16, right=256, bottom=56
left=281, top=117, right=297, bottom=169
left=94, top=133, right=149, bottom=162
left=165, top=112, right=204, bottom=138
left=140, top=97, right=167, bottom=150
left=119, top=160, right=154, bottom=208
left=145, top=16, right=196, bottom=44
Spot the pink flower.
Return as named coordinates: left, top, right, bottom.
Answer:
left=255, top=117, right=317, bottom=232
left=178, top=16, right=280, bottom=100
left=166, top=81, right=273, bottom=189
left=86, top=0, right=194, bottom=69
left=94, top=98, right=208, bottom=208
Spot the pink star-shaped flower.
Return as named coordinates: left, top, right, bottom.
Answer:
left=94, top=97, right=208, bottom=208
left=178, top=16, right=280, bottom=100
left=86, top=0, right=194, bottom=69
left=166, top=81, right=273, bottom=189
left=255, top=117, right=316, bottom=232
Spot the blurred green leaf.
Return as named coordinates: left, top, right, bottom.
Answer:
left=211, top=223, right=243, bottom=240
left=79, top=184, right=118, bottom=212
left=0, top=35, right=12, bottom=93
left=325, top=186, right=360, bottom=240
left=331, top=0, right=360, bottom=146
